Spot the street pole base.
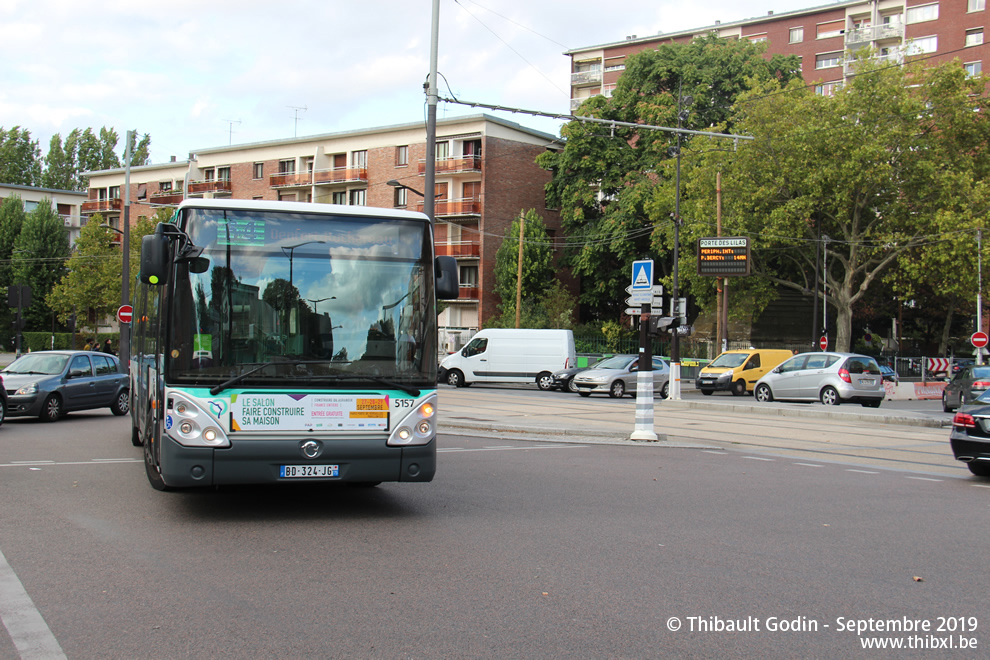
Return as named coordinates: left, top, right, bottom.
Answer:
left=630, top=431, right=666, bottom=442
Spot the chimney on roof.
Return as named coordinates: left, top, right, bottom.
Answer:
left=768, top=10, right=773, bottom=15
left=170, top=156, right=176, bottom=162
left=715, top=20, right=720, bottom=25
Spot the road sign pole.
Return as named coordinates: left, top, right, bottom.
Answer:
left=630, top=303, right=659, bottom=442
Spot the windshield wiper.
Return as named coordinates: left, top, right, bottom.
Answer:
left=209, top=360, right=290, bottom=395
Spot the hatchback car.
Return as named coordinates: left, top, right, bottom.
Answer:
left=941, top=365, right=990, bottom=412
left=572, top=355, right=670, bottom=398
left=948, top=389, right=990, bottom=476
left=753, top=352, right=884, bottom=407
left=550, top=358, right=606, bottom=393
left=3, top=350, right=129, bottom=422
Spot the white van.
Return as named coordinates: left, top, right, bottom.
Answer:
left=439, top=329, right=576, bottom=390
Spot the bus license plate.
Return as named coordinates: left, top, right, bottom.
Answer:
left=280, top=465, right=339, bottom=478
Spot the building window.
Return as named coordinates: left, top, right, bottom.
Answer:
left=816, top=52, right=842, bottom=69
left=966, top=28, right=984, bottom=46
left=907, top=36, right=938, bottom=55
left=204, top=168, right=215, bottom=181
left=253, top=163, right=263, bottom=179
left=882, top=13, right=902, bottom=25
left=218, top=166, right=230, bottom=181
left=970, top=0, right=985, bottom=12
left=332, top=191, right=346, bottom=205
left=459, top=265, right=478, bottom=287
left=604, top=63, right=625, bottom=72
left=574, top=60, right=601, bottom=74
left=159, top=181, right=172, bottom=192
left=815, top=81, right=841, bottom=96
left=789, top=27, right=804, bottom=43
left=966, top=60, right=983, bottom=76
left=435, top=141, right=449, bottom=161
left=394, top=187, right=407, bottom=208
left=109, top=185, right=120, bottom=199
left=396, top=145, right=408, bottom=167
left=817, top=21, right=844, bottom=39
left=749, top=34, right=767, bottom=43
left=279, top=159, right=295, bottom=175
left=137, top=183, right=147, bottom=200
left=351, top=150, right=367, bottom=168
left=349, top=189, right=366, bottom=206
left=906, top=3, right=939, bottom=24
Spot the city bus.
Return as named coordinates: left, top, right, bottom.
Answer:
left=129, top=198, right=459, bottom=491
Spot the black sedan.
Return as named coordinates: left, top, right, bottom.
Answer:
left=3, top=350, right=129, bottom=422
left=949, top=389, right=990, bottom=477
left=549, top=359, right=604, bottom=392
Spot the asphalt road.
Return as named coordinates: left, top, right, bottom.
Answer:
left=0, top=409, right=987, bottom=658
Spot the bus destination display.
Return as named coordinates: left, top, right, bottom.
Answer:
left=697, top=237, right=750, bottom=277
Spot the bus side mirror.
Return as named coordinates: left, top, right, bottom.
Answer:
left=140, top=228, right=171, bottom=285
left=435, top=256, right=459, bottom=300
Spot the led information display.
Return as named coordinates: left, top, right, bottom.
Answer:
left=697, top=237, right=750, bottom=277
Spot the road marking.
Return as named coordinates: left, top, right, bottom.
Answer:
left=906, top=476, right=943, bottom=482
left=439, top=445, right=586, bottom=453
left=846, top=469, right=880, bottom=474
left=969, top=483, right=990, bottom=489
left=700, top=450, right=725, bottom=455
left=794, top=463, right=823, bottom=468
left=742, top=456, right=775, bottom=461
left=0, top=547, right=66, bottom=659
left=0, top=459, right=142, bottom=469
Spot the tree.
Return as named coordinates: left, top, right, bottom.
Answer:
left=11, top=199, right=71, bottom=330
left=41, top=132, right=78, bottom=190
left=76, top=127, right=122, bottom=188
left=537, top=34, right=801, bottom=321
left=0, top=127, right=42, bottom=186
left=127, top=132, right=152, bottom=167
left=0, top=195, right=28, bottom=346
left=684, top=56, right=990, bottom=352
left=488, top=209, right=557, bottom=326
left=47, top=210, right=161, bottom=328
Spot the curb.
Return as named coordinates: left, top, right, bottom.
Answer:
left=657, top=399, right=951, bottom=428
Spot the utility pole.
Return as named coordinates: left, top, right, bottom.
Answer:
left=424, top=0, right=440, bottom=226
left=121, top=129, right=133, bottom=374
left=515, top=213, right=524, bottom=328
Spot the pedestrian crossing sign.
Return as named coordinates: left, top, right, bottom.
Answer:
left=631, top=260, right=654, bottom=290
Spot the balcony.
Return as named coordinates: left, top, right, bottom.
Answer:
left=269, top=171, right=313, bottom=188
left=313, top=167, right=368, bottom=185
left=845, top=23, right=904, bottom=46
left=188, top=179, right=232, bottom=194
left=418, top=156, right=481, bottom=175
left=457, top=285, right=479, bottom=300
left=435, top=241, right=481, bottom=258
left=81, top=198, right=122, bottom=214
left=571, top=69, right=602, bottom=86
left=844, top=51, right=902, bottom=76
left=149, top=191, right=184, bottom=206
left=415, top=197, right=482, bottom=217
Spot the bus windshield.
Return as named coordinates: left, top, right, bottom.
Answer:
left=166, top=208, right=436, bottom=388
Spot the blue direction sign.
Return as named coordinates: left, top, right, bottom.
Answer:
left=631, top=260, right=654, bottom=290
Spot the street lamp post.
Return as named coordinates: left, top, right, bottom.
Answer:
left=281, top=240, right=326, bottom=287
left=669, top=91, right=692, bottom=401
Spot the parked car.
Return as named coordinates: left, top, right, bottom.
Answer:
left=572, top=355, right=670, bottom=398
left=952, top=359, right=975, bottom=375
left=753, top=352, right=885, bottom=407
left=941, top=365, right=990, bottom=412
left=2, top=350, right=129, bottom=422
left=695, top=348, right=794, bottom=396
left=948, top=389, right=990, bottom=476
left=550, top=358, right=606, bottom=393
left=0, top=375, right=6, bottom=427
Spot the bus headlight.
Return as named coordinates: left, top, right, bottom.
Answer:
left=388, top=394, right=437, bottom=446
left=166, top=391, right=231, bottom=448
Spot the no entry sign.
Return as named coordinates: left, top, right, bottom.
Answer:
left=972, top=331, right=989, bottom=348
left=819, top=336, right=828, bottom=351
left=117, top=304, right=133, bottom=324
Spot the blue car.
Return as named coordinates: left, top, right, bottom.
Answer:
left=3, top=350, right=129, bottom=422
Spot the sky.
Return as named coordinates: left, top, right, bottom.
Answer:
left=1, top=0, right=802, bottom=165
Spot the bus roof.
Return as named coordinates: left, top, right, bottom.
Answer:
left=173, top=198, right=431, bottom=223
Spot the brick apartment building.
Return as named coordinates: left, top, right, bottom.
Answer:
left=0, top=183, right=87, bottom=246
left=567, top=0, right=989, bottom=108
left=83, top=115, right=563, bottom=350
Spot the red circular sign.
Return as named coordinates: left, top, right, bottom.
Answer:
left=819, top=336, right=828, bottom=351
left=972, top=331, right=989, bottom=348
left=117, top=304, right=133, bottom=324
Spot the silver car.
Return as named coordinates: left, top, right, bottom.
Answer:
left=753, top=352, right=884, bottom=407
left=573, top=355, right=670, bottom=398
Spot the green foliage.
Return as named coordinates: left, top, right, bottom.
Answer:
left=0, top=127, right=42, bottom=186
left=128, top=132, right=152, bottom=167
left=492, top=209, right=556, bottom=306
left=41, top=132, right=77, bottom=190
left=684, top=56, right=990, bottom=351
left=46, top=212, right=159, bottom=328
left=484, top=279, right=578, bottom=330
left=11, top=199, right=70, bottom=331
left=537, top=35, right=802, bottom=321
